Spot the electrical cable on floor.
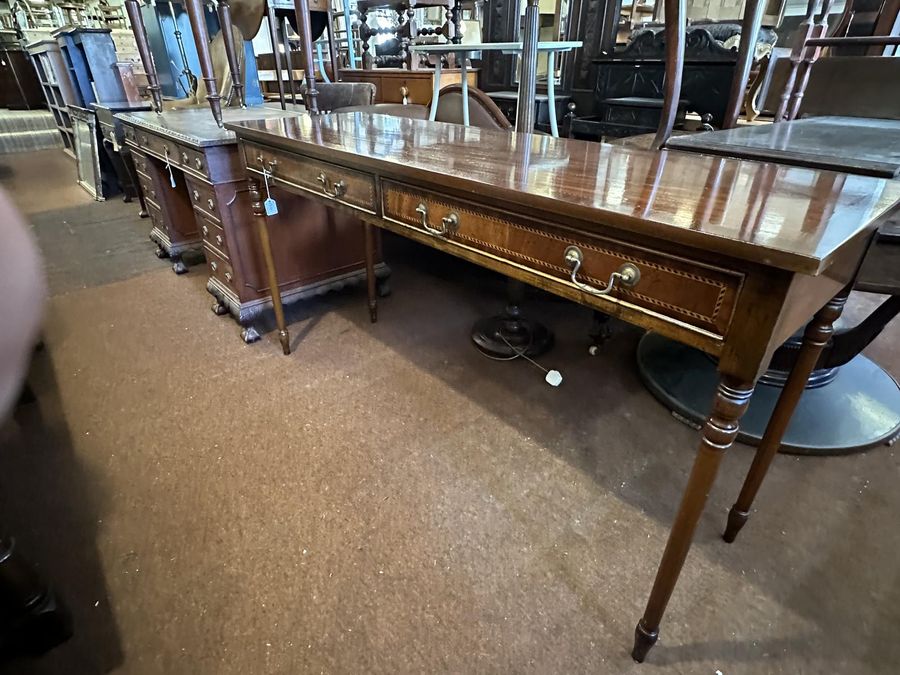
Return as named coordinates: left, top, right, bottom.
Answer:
left=479, top=331, right=563, bottom=387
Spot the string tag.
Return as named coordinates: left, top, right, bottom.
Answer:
left=545, top=370, right=563, bottom=387
left=263, top=168, right=278, bottom=216
left=494, top=333, right=563, bottom=388
left=163, top=151, right=176, bottom=188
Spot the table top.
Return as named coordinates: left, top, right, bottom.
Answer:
left=226, top=112, right=900, bottom=275
left=666, top=117, right=900, bottom=179
left=410, top=41, right=582, bottom=54
left=91, top=100, right=152, bottom=114
left=117, top=103, right=306, bottom=148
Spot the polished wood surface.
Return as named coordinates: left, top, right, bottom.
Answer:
left=229, top=113, right=900, bottom=275
left=227, top=112, right=900, bottom=661
left=667, top=116, right=900, bottom=178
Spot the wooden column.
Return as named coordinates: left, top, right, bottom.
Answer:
left=632, top=376, right=755, bottom=662
left=775, top=0, right=819, bottom=122
left=723, top=289, right=850, bottom=543
left=184, top=0, right=224, bottom=126
left=217, top=0, right=246, bottom=107
left=124, top=0, right=163, bottom=112
left=721, top=0, right=766, bottom=128
left=249, top=175, right=291, bottom=355
left=786, top=0, right=837, bottom=121
left=651, top=0, right=685, bottom=149
left=293, top=0, right=319, bottom=114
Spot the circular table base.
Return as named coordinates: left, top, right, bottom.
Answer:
left=471, top=316, right=554, bottom=359
left=636, top=332, right=900, bottom=456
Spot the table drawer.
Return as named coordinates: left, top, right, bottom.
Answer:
left=204, top=244, right=236, bottom=291
left=382, top=181, right=742, bottom=337
left=199, top=215, right=228, bottom=256
left=178, top=144, right=209, bottom=178
left=251, top=144, right=376, bottom=213
left=131, top=150, right=149, bottom=176
left=185, top=177, right=220, bottom=220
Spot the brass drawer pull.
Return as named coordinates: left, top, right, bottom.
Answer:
left=317, top=172, right=346, bottom=198
left=195, top=158, right=203, bottom=171
left=192, top=190, right=200, bottom=201
left=210, top=261, right=218, bottom=272
left=202, top=225, right=209, bottom=236
left=564, top=246, right=640, bottom=297
left=216, top=234, right=223, bottom=247
left=207, top=198, right=215, bottom=211
left=181, top=152, right=188, bottom=164
left=224, top=271, right=232, bottom=283
left=414, top=203, right=458, bottom=237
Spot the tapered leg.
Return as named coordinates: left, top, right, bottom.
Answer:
left=632, top=376, right=754, bottom=663
left=723, top=289, right=849, bottom=543
left=185, top=0, right=224, bottom=126
left=364, top=222, right=377, bottom=323
left=249, top=177, right=290, bottom=355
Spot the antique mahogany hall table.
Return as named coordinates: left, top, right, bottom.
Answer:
left=225, top=111, right=900, bottom=661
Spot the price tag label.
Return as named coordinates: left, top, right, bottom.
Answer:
left=264, top=197, right=279, bottom=216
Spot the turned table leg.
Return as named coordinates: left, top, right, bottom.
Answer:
left=364, top=221, right=377, bottom=323
left=217, top=0, right=246, bottom=107
left=723, top=289, right=849, bottom=543
left=249, top=177, right=290, bottom=355
left=185, top=0, right=224, bottom=126
left=632, top=376, right=754, bottom=662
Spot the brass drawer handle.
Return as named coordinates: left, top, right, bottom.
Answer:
left=216, top=234, right=223, bottom=247
left=207, top=198, right=215, bottom=211
left=225, top=271, right=232, bottom=283
left=414, top=203, right=457, bottom=237
left=210, top=261, right=218, bottom=272
left=317, top=172, right=346, bottom=198
left=181, top=152, right=188, bottom=164
left=193, top=190, right=200, bottom=201
left=564, top=246, right=640, bottom=297
left=195, top=158, right=203, bottom=171
left=202, top=225, right=209, bottom=236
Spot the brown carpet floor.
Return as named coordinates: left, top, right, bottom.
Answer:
left=1, top=150, right=899, bottom=674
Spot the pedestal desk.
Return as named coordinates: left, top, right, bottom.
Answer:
left=226, top=112, right=900, bottom=660
left=118, top=107, right=388, bottom=343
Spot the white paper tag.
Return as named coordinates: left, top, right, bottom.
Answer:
left=545, top=370, right=562, bottom=387
left=264, top=197, right=279, bottom=216
left=169, top=172, right=176, bottom=188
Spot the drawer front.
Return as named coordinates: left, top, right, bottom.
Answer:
left=382, top=181, right=742, bottom=337
left=185, top=176, right=220, bottom=221
left=178, top=144, right=209, bottom=178
left=138, top=174, right=158, bottom=203
left=135, top=129, right=177, bottom=161
left=199, top=215, right=228, bottom=257
left=131, top=150, right=149, bottom=176
left=250, top=144, right=376, bottom=213
left=146, top=202, right=166, bottom=237
left=204, top=244, right=236, bottom=292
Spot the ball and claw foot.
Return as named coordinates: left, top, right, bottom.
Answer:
left=172, top=258, right=188, bottom=275
left=211, top=300, right=228, bottom=316
left=723, top=506, right=750, bottom=543
left=376, top=277, right=391, bottom=298
left=631, top=620, right=659, bottom=663
left=241, top=326, right=261, bottom=344
left=154, top=245, right=169, bottom=259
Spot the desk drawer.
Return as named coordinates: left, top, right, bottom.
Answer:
left=382, top=181, right=742, bottom=337
left=251, top=145, right=376, bottom=213
left=138, top=174, right=158, bottom=203
left=131, top=150, right=149, bottom=176
left=185, top=177, right=220, bottom=220
left=199, top=216, right=228, bottom=256
left=135, top=129, right=177, bottom=161
left=204, top=244, right=236, bottom=292
left=178, top=145, right=209, bottom=178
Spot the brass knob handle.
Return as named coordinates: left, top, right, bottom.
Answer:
left=563, top=246, right=640, bottom=297
left=210, top=261, right=218, bottom=272
left=317, top=172, right=346, bottom=198
left=195, top=158, right=203, bottom=170
left=193, top=190, right=199, bottom=201
left=216, top=235, right=223, bottom=246
left=202, top=225, right=209, bottom=236
left=181, top=152, right=188, bottom=163
left=415, top=203, right=456, bottom=237
left=207, top=198, right=215, bottom=211
left=225, top=271, right=232, bottom=283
